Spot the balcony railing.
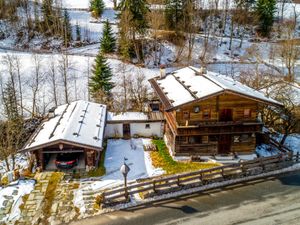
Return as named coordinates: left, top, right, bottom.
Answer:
left=177, top=120, right=263, bottom=128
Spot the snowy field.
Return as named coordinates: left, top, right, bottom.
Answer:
left=74, top=138, right=164, bottom=213
left=59, top=0, right=118, bottom=9
left=0, top=180, right=35, bottom=223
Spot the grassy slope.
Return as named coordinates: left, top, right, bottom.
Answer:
left=151, top=140, right=220, bottom=175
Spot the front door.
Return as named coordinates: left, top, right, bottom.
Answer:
left=218, top=135, right=231, bottom=154
left=123, top=124, right=131, bottom=139
left=220, top=109, right=233, bottom=122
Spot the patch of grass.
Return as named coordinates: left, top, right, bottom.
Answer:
left=42, top=172, right=63, bottom=223
left=88, top=142, right=107, bottom=177
left=151, top=140, right=220, bottom=175
left=19, top=194, right=29, bottom=210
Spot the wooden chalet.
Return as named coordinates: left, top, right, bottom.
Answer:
left=149, top=67, right=283, bottom=157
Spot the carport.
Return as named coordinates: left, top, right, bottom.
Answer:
left=19, top=100, right=107, bottom=171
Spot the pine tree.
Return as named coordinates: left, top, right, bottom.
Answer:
left=41, top=0, right=54, bottom=31
left=89, top=53, right=114, bottom=102
left=165, top=0, right=184, bottom=31
left=75, top=22, right=81, bottom=41
left=2, top=81, right=20, bottom=121
left=90, top=0, right=105, bottom=18
left=100, top=20, right=116, bottom=53
left=117, top=0, right=150, bottom=62
left=63, top=9, right=72, bottom=46
left=255, top=0, right=276, bottom=37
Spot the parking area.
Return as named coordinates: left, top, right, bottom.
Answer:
left=45, top=153, right=85, bottom=171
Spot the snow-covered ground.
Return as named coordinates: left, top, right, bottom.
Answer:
left=0, top=50, right=159, bottom=116
left=0, top=154, right=29, bottom=175
left=74, top=138, right=164, bottom=213
left=60, top=0, right=118, bottom=9
left=0, top=180, right=35, bottom=223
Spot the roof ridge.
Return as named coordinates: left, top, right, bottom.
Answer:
left=202, top=73, right=226, bottom=91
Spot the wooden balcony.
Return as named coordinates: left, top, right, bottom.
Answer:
left=177, top=120, right=263, bottom=128
left=176, top=122, right=262, bottom=136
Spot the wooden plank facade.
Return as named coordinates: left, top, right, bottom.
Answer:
left=148, top=67, right=283, bottom=157
left=162, top=93, right=262, bottom=156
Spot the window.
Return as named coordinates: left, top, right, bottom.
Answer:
left=234, top=136, right=240, bottom=143
left=188, top=136, right=202, bottom=144
left=203, top=109, right=211, bottom=119
left=145, top=124, right=150, bottom=129
left=240, top=134, right=250, bottom=142
left=209, top=135, right=218, bottom=142
left=150, top=103, right=160, bottom=112
left=183, top=111, right=190, bottom=119
left=244, top=109, right=251, bottom=118
left=193, top=106, right=200, bottom=113
left=202, top=136, right=209, bottom=144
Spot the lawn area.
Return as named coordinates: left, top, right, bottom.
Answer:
left=151, top=140, right=220, bottom=175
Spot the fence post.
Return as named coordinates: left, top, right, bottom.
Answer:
left=153, top=180, right=156, bottom=193
left=260, top=158, right=265, bottom=172
left=297, top=152, right=299, bottom=163
left=221, top=168, right=224, bottom=178
left=199, top=172, right=203, bottom=184
left=177, top=175, right=180, bottom=186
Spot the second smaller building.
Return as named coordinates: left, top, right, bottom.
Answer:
left=105, top=112, right=165, bottom=139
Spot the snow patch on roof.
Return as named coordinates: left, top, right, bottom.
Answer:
left=107, top=112, right=148, bottom=121
left=24, top=100, right=107, bottom=151
left=155, top=67, right=281, bottom=108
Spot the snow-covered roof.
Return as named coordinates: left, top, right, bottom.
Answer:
left=23, top=100, right=107, bottom=152
left=107, top=112, right=148, bottom=121
left=150, top=67, right=282, bottom=110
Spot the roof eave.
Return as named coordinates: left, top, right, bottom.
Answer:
left=19, top=139, right=103, bottom=153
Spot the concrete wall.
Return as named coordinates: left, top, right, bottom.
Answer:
left=130, top=122, right=163, bottom=138
left=104, top=124, right=123, bottom=138
left=105, top=122, right=163, bottom=138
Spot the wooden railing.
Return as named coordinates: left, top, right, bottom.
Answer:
left=99, top=152, right=299, bottom=207
left=269, top=137, right=292, bottom=153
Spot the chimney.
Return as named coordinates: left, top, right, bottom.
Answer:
left=160, top=64, right=166, bottom=78
left=48, top=107, right=56, bottom=119
left=199, top=66, right=207, bottom=75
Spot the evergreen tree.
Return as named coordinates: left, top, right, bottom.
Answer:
left=89, top=53, right=114, bottom=102
left=117, top=0, right=150, bottom=62
left=255, top=0, right=276, bottom=37
left=100, top=20, right=116, bottom=53
left=90, top=0, right=105, bottom=18
left=75, top=22, right=81, bottom=41
left=165, top=0, right=184, bottom=31
left=118, top=0, right=150, bottom=36
left=41, top=0, right=54, bottom=31
left=63, top=9, right=72, bottom=46
left=2, top=81, right=20, bottom=121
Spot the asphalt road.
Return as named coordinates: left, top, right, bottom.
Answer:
left=69, top=171, right=300, bottom=225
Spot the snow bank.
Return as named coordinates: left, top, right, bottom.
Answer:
left=0, top=180, right=35, bottom=223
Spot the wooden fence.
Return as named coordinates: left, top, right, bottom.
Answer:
left=100, top=152, right=299, bottom=206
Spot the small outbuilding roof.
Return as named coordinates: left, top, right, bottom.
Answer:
left=21, top=100, right=107, bottom=152
left=149, top=66, right=283, bottom=110
left=107, top=111, right=164, bottom=123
